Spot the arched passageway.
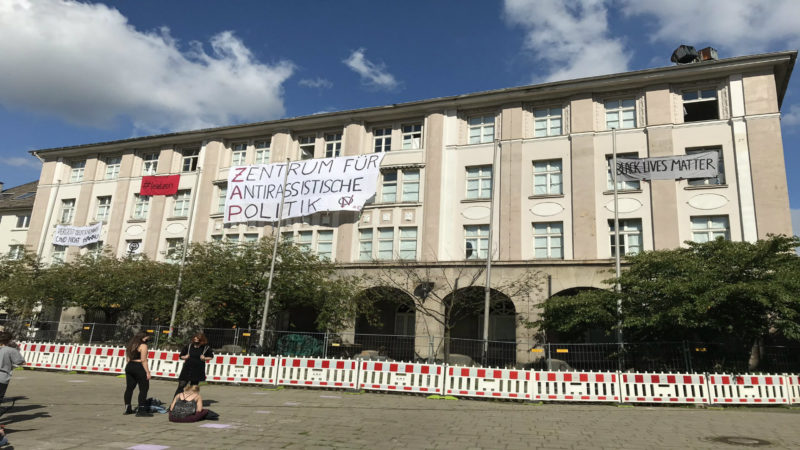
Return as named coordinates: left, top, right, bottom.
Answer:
left=446, top=287, right=517, bottom=367
left=354, top=286, right=416, bottom=361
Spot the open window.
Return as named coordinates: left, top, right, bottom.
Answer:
left=682, top=88, right=718, bottom=122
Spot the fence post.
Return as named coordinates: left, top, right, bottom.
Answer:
left=428, top=336, right=434, bottom=363
left=546, top=343, right=551, bottom=371
left=88, top=323, right=95, bottom=344
left=683, top=340, right=693, bottom=373
left=323, top=331, right=329, bottom=358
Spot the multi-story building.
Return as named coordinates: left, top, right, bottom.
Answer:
left=21, top=50, right=795, bottom=364
left=0, top=181, right=37, bottom=263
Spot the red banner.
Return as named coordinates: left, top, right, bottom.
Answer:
left=140, top=175, right=180, bottom=196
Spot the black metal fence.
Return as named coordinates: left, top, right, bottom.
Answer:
left=6, top=319, right=800, bottom=373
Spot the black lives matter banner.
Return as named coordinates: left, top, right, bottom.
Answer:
left=225, top=154, right=385, bottom=223
left=616, top=151, right=719, bottom=182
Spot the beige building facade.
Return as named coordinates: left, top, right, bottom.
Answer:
left=20, top=51, right=796, bottom=363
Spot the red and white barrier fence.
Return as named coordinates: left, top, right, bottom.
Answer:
left=207, top=354, right=278, bottom=385
left=621, top=373, right=708, bottom=404
left=445, top=366, right=530, bottom=400
left=359, top=361, right=444, bottom=395
left=534, top=371, right=619, bottom=402
left=17, top=342, right=800, bottom=407
left=708, top=374, right=789, bottom=405
left=277, top=357, right=358, bottom=389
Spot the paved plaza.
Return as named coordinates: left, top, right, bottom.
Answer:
left=1, top=369, right=799, bottom=449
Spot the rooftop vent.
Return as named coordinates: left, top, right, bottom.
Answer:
left=671, top=45, right=718, bottom=64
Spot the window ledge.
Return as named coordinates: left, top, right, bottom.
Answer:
left=209, top=213, right=224, bottom=218
left=461, top=198, right=491, bottom=204
left=166, top=216, right=188, bottom=221
left=684, top=184, right=728, bottom=191
left=12, top=227, right=30, bottom=231
left=602, top=189, right=643, bottom=195
left=127, top=218, right=147, bottom=223
left=529, top=194, right=565, bottom=200
left=364, top=202, right=422, bottom=209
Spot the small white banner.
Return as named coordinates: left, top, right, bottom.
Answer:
left=53, top=222, right=102, bottom=247
left=616, top=151, right=719, bottom=182
left=224, top=154, right=385, bottom=223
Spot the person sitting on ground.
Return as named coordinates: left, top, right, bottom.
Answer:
left=168, top=384, right=209, bottom=423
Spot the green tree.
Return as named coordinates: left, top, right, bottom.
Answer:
left=539, top=235, right=800, bottom=369
left=0, top=249, right=47, bottom=335
left=181, top=237, right=368, bottom=332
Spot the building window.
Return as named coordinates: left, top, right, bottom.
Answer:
left=165, top=238, right=183, bottom=263
left=95, top=196, right=112, bottom=222
left=682, top=88, right=718, bottom=122
left=606, top=154, right=640, bottom=191
left=378, top=228, right=394, bottom=260
left=60, top=199, right=76, bottom=224
left=8, top=245, right=24, bottom=260
left=211, top=235, right=223, bottom=242
left=105, top=156, right=121, bottom=179
left=231, top=143, right=247, bottom=166
left=381, top=172, right=397, bottom=203
left=533, top=222, right=563, bottom=259
left=299, top=136, right=315, bottom=160
left=466, top=166, right=492, bottom=200
left=401, top=123, right=422, bottom=149
left=52, top=245, right=66, bottom=264
left=468, top=115, right=495, bottom=144
left=281, top=231, right=294, bottom=243
left=374, top=127, right=392, bottom=153
left=465, top=225, right=489, bottom=259
left=70, top=160, right=86, bottom=183
left=359, top=229, right=373, bottom=260
left=691, top=215, right=730, bottom=242
left=325, top=133, right=342, bottom=158
left=216, top=185, right=227, bottom=214
left=399, top=227, right=417, bottom=260
left=298, top=231, right=313, bottom=252
left=605, top=99, right=636, bottom=130
left=15, top=214, right=30, bottom=229
left=401, top=170, right=420, bottom=202
left=86, top=240, right=104, bottom=259
left=687, top=147, right=725, bottom=186
left=534, top=107, right=562, bottom=137
left=132, top=194, right=150, bottom=220
left=182, top=148, right=200, bottom=172
left=533, top=160, right=563, bottom=195
left=225, top=234, right=240, bottom=244
left=609, top=219, right=642, bottom=256
left=173, top=190, right=191, bottom=217
left=255, top=139, right=271, bottom=164
left=142, top=153, right=158, bottom=175
left=244, top=233, right=259, bottom=243
left=317, top=230, right=333, bottom=260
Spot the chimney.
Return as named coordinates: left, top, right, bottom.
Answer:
left=698, top=47, right=718, bottom=61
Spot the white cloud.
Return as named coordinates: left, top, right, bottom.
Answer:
left=782, top=104, right=800, bottom=132
left=343, top=48, right=399, bottom=90
left=503, top=0, right=630, bottom=82
left=619, top=0, right=800, bottom=54
left=299, top=78, right=333, bottom=89
left=2, top=156, right=42, bottom=169
left=0, top=0, right=295, bottom=133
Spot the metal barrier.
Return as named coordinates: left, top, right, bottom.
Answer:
left=277, top=357, right=358, bottom=389
left=69, top=344, right=127, bottom=374
left=534, top=371, right=619, bottom=402
left=444, top=366, right=530, bottom=400
left=786, top=375, right=800, bottom=405
left=707, top=374, right=789, bottom=405
left=620, top=373, right=708, bottom=404
left=148, top=350, right=182, bottom=379
left=358, top=361, right=444, bottom=395
left=207, top=355, right=278, bottom=385
left=19, top=342, right=76, bottom=370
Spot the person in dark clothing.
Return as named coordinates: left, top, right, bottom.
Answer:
left=174, top=333, right=213, bottom=397
left=123, top=332, right=152, bottom=417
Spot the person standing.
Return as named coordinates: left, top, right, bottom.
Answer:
left=123, top=332, right=152, bottom=417
left=0, top=331, right=25, bottom=402
left=174, top=333, right=213, bottom=397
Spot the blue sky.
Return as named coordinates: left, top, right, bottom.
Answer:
left=1, top=0, right=798, bottom=235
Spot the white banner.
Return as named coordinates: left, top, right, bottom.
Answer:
left=53, top=222, right=103, bottom=247
left=616, top=151, right=719, bottom=181
left=225, top=154, right=385, bottom=223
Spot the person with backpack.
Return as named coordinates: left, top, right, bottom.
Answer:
left=174, top=333, right=213, bottom=397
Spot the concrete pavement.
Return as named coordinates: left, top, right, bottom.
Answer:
left=1, top=369, right=799, bottom=449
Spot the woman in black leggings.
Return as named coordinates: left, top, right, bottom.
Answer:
left=123, top=332, right=152, bottom=417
